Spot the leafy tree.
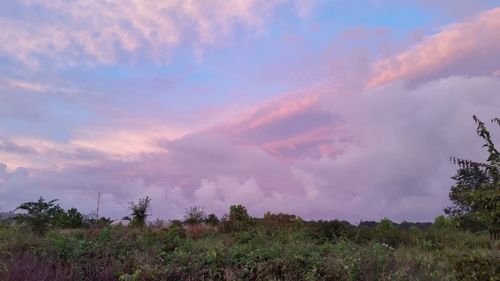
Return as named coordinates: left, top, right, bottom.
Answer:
left=128, top=196, right=151, bottom=228
left=184, top=206, right=207, bottom=224
left=446, top=116, right=500, bottom=240
left=15, top=197, right=64, bottom=235
left=205, top=213, right=219, bottom=225
left=219, top=205, right=251, bottom=232
left=56, top=208, right=84, bottom=228
left=376, top=218, right=395, bottom=230
left=227, top=204, right=251, bottom=231
left=229, top=204, right=250, bottom=223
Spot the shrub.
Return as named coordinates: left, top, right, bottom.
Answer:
left=128, top=197, right=151, bottom=228
left=432, top=215, right=456, bottom=230
left=183, top=206, right=207, bottom=224
left=454, top=251, right=500, bottom=281
left=306, top=220, right=353, bottom=243
left=56, top=208, right=84, bottom=229
left=205, top=213, right=219, bottom=225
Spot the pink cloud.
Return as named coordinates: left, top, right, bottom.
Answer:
left=259, top=127, right=349, bottom=161
left=213, top=91, right=349, bottom=161
left=0, top=0, right=314, bottom=67
left=228, top=93, right=322, bottom=131
left=368, top=7, right=500, bottom=88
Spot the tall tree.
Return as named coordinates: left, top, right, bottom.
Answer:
left=446, top=116, right=500, bottom=240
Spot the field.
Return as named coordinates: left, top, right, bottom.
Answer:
left=0, top=214, right=498, bottom=281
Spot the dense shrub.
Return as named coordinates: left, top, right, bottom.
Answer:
left=454, top=251, right=500, bottom=281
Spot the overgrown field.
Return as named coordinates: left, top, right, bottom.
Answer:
left=1, top=216, right=498, bottom=281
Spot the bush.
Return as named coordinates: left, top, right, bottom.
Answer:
left=220, top=205, right=251, bottom=232
left=454, top=251, right=500, bottom=281
left=128, top=197, right=151, bottom=228
left=56, top=208, right=84, bottom=229
left=183, top=206, right=207, bottom=224
left=205, top=213, right=219, bottom=225
left=306, top=220, right=353, bottom=243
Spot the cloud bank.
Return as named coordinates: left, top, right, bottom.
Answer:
left=1, top=4, right=499, bottom=223
left=1, top=75, right=499, bottom=222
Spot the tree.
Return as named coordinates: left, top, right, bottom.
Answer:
left=229, top=204, right=251, bottom=231
left=219, top=205, right=251, bottom=232
left=446, top=116, right=500, bottom=240
left=56, top=208, right=84, bottom=228
left=184, top=206, right=207, bottom=224
left=205, top=213, right=219, bottom=225
left=128, top=196, right=151, bottom=228
left=376, top=218, right=395, bottom=230
left=15, top=197, right=64, bottom=235
left=229, top=204, right=250, bottom=223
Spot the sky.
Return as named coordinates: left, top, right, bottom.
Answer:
left=1, top=0, right=500, bottom=223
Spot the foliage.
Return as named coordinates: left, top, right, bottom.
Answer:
left=454, top=251, right=500, bottom=281
left=2, top=174, right=498, bottom=281
left=447, top=115, right=500, bottom=239
left=128, top=197, right=151, bottom=228
left=1, top=210, right=497, bottom=281
left=56, top=208, right=84, bottom=229
left=220, top=205, right=252, bottom=233
left=432, top=215, right=455, bottom=230
left=306, top=220, right=353, bottom=242
left=377, top=218, right=395, bottom=230
left=183, top=206, right=207, bottom=224
left=229, top=204, right=250, bottom=223
left=205, top=213, right=220, bottom=225
left=14, top=197, right=64, bottom=235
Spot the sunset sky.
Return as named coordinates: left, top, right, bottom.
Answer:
left=1, top=0, right=500, bottom=222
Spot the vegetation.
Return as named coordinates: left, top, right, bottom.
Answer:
left=184, top=206, right=207, bottom=224
left=205, top=213, right=220, bottom=225
left=128, top=197, right=152, bottom=228
left=14, top=197, right=64, bottom=235
left=1, top=208, right=498, bottom=281
left=0, top=115, right=498, bottom=280
left=447, top=116, right=500, bottom=240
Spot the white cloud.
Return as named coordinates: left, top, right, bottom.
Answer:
left=0, top=0, right=310, bottom=67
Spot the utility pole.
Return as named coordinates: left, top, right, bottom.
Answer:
left=96, top=192, right=101, bottom=219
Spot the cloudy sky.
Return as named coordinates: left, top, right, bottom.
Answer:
left=1, top=0, right=500, bottom=222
